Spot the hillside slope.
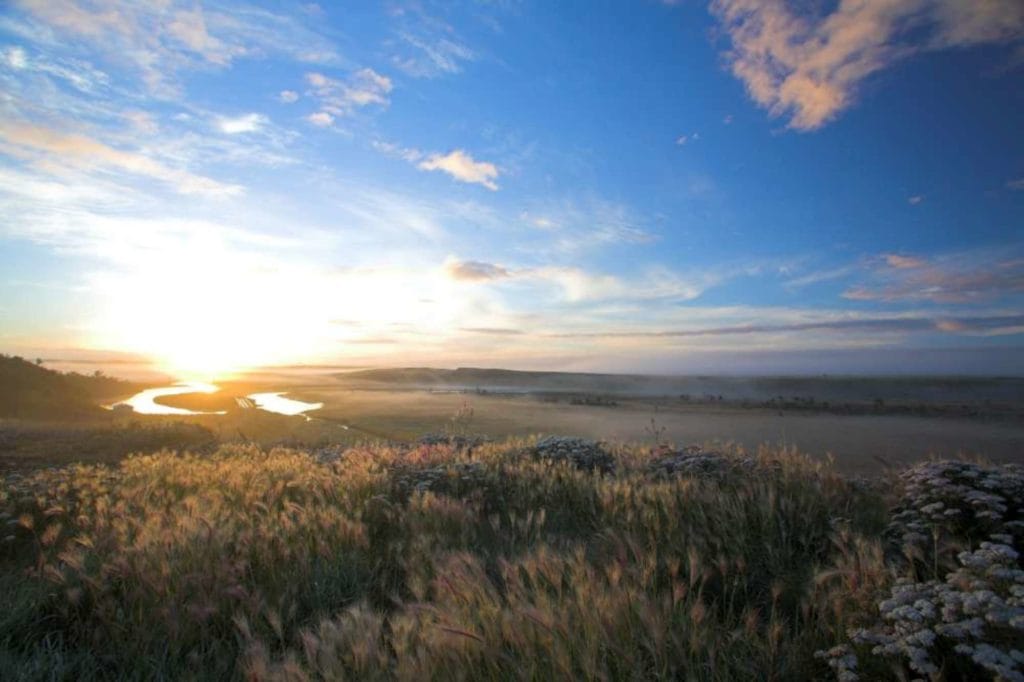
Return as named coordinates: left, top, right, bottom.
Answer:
left=0, top=355, right=141, bottom=419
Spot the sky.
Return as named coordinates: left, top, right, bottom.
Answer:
left=0, top=0, right=1023, bottom=378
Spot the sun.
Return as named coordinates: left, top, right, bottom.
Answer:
left=86, top=254, right=330, bottom=381
left=81, top=238, right=473, bottom=379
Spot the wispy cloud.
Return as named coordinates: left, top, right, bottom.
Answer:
left=12, top=0, right=343, bottom=96
left=278, top=90, right=299, bottom=103
left=843, top=251, right=1024, bottom=303
left=9, top=0, right=342, bottom=98
left=784, top=263, right=859, bottom=290
left=0, top=169, right=292, bottom=289
left=459, top=327, right=524, bottom=335
left=371, top=139, right=424, bottom=163
left=2, top=44, right=110, bottom=92
left=0, top=120, right=243, bottom=197
left=304, top=68, right=392, bottom=123
left=528, top=266, right=707, bottom=303
left=418, top=149, right=500, bottom=190
left=387, top=4, right=477, bottom=78
left=710, top=0, right=1024, bottom=130
left=517, top=198, right=656, bottom=253
left=442, top=257, right=717, bottom=304
left=546, top=314, right=1024, bottom=339
left=1008, top=177, right=1024, bottom=191
left=393, top=32, right=476, bottom=77
left=882, top=253, right=927, bottom=269
left=122, top=110, right=158, bottom=134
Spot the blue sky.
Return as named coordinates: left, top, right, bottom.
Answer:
left=0, top=0, right=1022, bottom=377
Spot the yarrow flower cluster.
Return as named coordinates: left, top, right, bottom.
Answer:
left=887, top=461, right=1024, bottom=548
left=820, top=536, right=1024, bottom=680
left=818, top=460, right=1024, bottom=681
left=417, top=434, right=490, bottom=450
left=533, top=436, right=615, bottom=473
left=391, top=461, right=490, bottom=497
left=814, top=644, right=859, bottom=682
left=646, top=446, right=756, bottom=480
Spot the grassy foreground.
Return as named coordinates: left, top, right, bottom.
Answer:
left=0, top=437, right=1021, bottom=680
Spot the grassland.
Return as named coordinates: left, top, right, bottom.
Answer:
left=1, top=360, right=1022, bottom=679
left=1, top=435, right=1022, bottom=680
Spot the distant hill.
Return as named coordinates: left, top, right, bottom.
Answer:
left=0, top=355, right=143, bottom=419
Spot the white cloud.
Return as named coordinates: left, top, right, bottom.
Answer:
left=217, top=113, right=268, bottom=134
left=1008, top=178, right=1024, bottom=191
left=0, top=120, right=243, bottom=197
left=307, top=111, right=335, bottom=127
left=1, top=43, right=110, bottom=92
left=279, top=89, right=299, bottom=103
left=3, top=45, right=27, bottom=69
left=164, top=6, right=239, bottom=66
left=908, top=195, right=924, bottom=205
left=304, top=68, right=392, bottom=118
left=417, top=149, right=499, bottom=190
left=711, top=0, right=1024, bottom=130
left=11, top=0, right=343, bottom=96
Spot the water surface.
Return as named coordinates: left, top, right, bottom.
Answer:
left=247, top=392, right=323, bottom=417
left=112, top=384, right=324, bottom=418
left=110, top=382, right=226, bottom=415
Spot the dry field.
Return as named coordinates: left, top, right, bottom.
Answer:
left=252, top=386, right=1024, bottom=474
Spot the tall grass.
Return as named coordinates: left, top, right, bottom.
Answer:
left=0, top=438, right=1017, bottom=680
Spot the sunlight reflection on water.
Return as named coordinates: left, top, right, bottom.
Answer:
left=110, top=382, right=225, bottom=415
left=111, top=385, right=322, bottom=418
left=246, top=392, right=323, bottom=417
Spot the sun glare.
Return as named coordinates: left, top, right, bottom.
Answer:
left=80, top=243, right=471, bottom=379
left=85, top=249, right=332, bottom=380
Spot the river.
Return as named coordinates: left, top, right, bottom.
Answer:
left=110, top=384, right=323, bottom=417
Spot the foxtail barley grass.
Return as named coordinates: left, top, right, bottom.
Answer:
left=0, top=438, right=1019, bottom=679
